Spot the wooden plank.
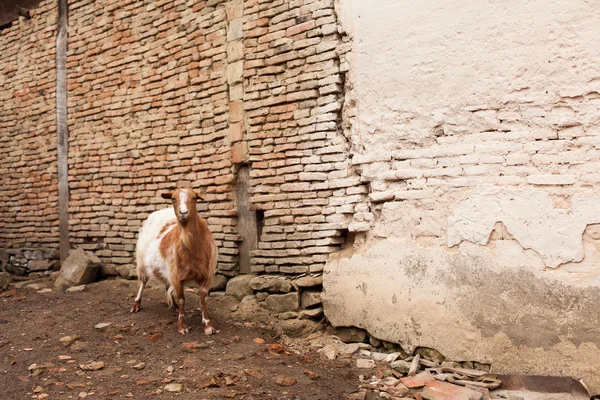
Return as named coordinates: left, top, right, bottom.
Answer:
left=235, top=164, right=258, bottom=274
left=56, top=0, right=69, bottom=263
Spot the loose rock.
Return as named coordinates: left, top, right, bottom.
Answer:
left=356, top=359, right=375, bottom=369
left=66, top=285, right=86, bottom=293
left=210, top=274, right=229, bottom=292
left=319, top=344, right=337, bottom=360
left=225, top=274, right=256, bottom=300
left=79, top=361, right=105, bottom=371
left=299, top=307, right=323, bottom=320
left=53, top=249, right=101, bottom=291
left=163, top=383, right=182, bottom=393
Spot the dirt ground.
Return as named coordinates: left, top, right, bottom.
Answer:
left=0, top=278, right=361, bottom=400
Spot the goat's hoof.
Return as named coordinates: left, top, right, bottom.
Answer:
left=178, top=327, right=189, bottom=335
left=130, top=302, right=140, bottom=313
left=203, top=325, right=215, bottom=335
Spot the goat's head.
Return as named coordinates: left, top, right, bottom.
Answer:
left=161, top=188, right=204, bottom=224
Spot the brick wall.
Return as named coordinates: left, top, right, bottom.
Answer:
left=0, top=0, right=59, bottom=274
left=1, top=0, right=355, bottom=279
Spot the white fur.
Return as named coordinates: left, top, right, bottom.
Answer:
left=136, top=208, right=177, bottom=287
left=178, top=190, right=189, bottom=216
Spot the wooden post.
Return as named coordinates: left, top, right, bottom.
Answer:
left=235, top=165, right=259, bottom=274
left=56, top=0, right=69, bottom=263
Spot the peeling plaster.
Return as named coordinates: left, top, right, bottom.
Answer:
left=323, top=239, right=600, bottom=394
left=448, top=187, right=600, bottom=268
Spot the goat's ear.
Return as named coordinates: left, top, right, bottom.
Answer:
left=161, top=192, right=173, bottom=200
left=194, top=191, right=205, bottom=201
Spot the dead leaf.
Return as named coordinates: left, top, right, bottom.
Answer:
left=145, top=333, right=162, bottom=342
left=181, top=342, right=209, bottom=353
left=267, top=343, right=284, bottom=354
left=274, top=375, right=296, bottom=386
left=197, top=375, right=221, bottom=389
left=219, top=389, right=237, bottom=398
left=304, top=370, right=319, bottom=380
left=243, top=369, right=264, bottom=380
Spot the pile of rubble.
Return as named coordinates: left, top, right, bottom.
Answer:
left=353, top=354, right=500, bottom=400
left=287, top=330, right=561, bottom=400
left=0, top=248, right=59, bottom=276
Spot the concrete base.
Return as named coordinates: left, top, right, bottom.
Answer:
left=323, top=239, right=600, bottom=394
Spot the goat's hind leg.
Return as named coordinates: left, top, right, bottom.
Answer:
left=130, top=272, right=148, bottom=313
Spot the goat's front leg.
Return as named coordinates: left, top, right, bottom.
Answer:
left=173, top=280, right=188, bottom=335
left=199, top=285, right=215, bottom=335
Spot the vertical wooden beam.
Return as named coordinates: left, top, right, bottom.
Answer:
left=56, top=0, right=69, bottom=263
left=235, top=165, right=258, bottom=274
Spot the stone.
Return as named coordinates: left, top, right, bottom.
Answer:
left=416, top=347, right=445, bottom=363
left=225, top=274, right=257, bottom=300
left=94, top=322, right=111, bottom=329
left=38, top=288, right=53, bottom=293
left=100, top=264, right=118, bottom=276
left=278, top=311, right=298, bottom=320
left=115, top=264, right=136, bottom=280
left=333, top=327, right=368, bottom=343
left=28, top=259, right=52, bottom=271
left=391, top=359, right=411, bottom=374
left=265, top=292, right=299, bottom=313
left=300, top=290, right=322, bottom=308
left=278, top=319, right=320, bottom=337
left=163, top=383, right=182, bottom=393
left=66, top=285, right=86, bottom=293
left=335, top=342, right=359, bottom=355
left=299, top=307, right=323, bottom=319
left=250, top=276, right=292, bottom=293
left=256, top=292, right=269, bottom=301
left=0, top=272, right=13, bottom=290
left=27, top=282, right=48, bottom=290
left=356, top=358, right=375, bottom=369
left=53, top=249, right=101, bottom=291
left=294, top=275, right=322, bottom=288
left=371, top=352, right=389, bottom=361
left=369, top=336, right=382, bottom=348
left=210, top=274, right=229, bottom=292
left=6, top=265, right=26, bottom=275
left=319, top=344, right=337, bottom=360
left=79, top=361, right=105, bottom=371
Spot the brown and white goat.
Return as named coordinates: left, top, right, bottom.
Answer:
left=131, top=188, right=218, bottom=335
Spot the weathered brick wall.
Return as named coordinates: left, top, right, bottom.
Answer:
left=242, top=0, right=358, bottom=274
left=0, top=1, right=60, bottom=274
left=1, top=0, right=354, bottom=281
left=67, top=0, right=237, bottom=277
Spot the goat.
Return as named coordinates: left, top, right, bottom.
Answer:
left=131, top=188, right=218, bottom=335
